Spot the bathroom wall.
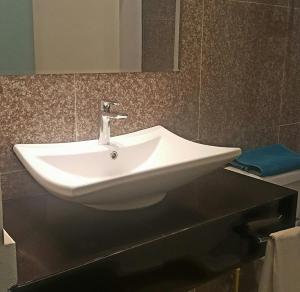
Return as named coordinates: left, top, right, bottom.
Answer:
left=1, top=0, right=298, bottom=193
left=278, top=0, right=300, bottom=152
left=0, top=0, right=202, bottom=184
left=198, top=0, right=299, bottom=154
left=0, top=0, right=299, bottom=291
left=120, top=0, right=142, bottom=72
left=142, top=0, right=177, bottom=71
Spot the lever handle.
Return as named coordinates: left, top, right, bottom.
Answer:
left=101, top=100, right=119, bottom=112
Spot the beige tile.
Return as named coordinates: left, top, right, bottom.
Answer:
left=75, top=72, right=178, bottom=141
left=292, top=0, right=300, bottom=9
left=143, top=20, right=175, bottom=50
left=168, top=0, right=202, bottom=140
left=142, top=47, right=175, bottom=72
left=0, top=75, right=76, bottom=172
left=279, top=123, right=300, bottom=151
left=280, top=8, right=300, bottom=124
left=1, top=170, right=48, bottom=201
left=142, top=19, right=175, bottom=72
left=170, top=0, right=202, bottom=140
left=179, top=0, right=203, bottom=73
left=237, top=0, right=288, bottom=6
left=199, top=0, right=287, bottom=149
left=75, top=0, right=203, bottom=142
left=0, top=0, right=202, bottom=176
left=174, top=71, right=200, bottom=140
left=0, top=145, right=23, bottom=174
left=142, top=0, right=177, bottom=20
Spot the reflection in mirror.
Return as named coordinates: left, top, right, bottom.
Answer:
left=0, top=0, right=180, bottom=75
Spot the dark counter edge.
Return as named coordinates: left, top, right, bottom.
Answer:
left=9, top=191, right=298, bottom=292
left=5, top=170, right=298, bottom=292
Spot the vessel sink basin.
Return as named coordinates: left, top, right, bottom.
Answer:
left=14, top=126, right=241, bottom=210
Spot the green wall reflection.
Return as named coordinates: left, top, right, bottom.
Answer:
left=0, top=0, right=34, bottom=75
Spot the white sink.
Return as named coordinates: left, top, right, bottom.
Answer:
left=14, top=126, right=241, bottom=210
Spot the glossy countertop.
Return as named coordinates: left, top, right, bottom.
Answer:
left=3, top=169, right=297, bottom=292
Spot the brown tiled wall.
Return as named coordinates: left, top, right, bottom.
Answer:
left=0, top=0, right=299, bottom=291
left=278, top=1, right=300, bottom=151
left=142, top=0, right=177, bottom=71
left=199, top=0, right=287, bottom=148
left=0, top=0, right=202, bottom=176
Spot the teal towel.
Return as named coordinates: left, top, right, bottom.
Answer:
left=230, top=144, right=300, bottom=177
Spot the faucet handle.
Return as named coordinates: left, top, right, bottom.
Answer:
left=101, top=100, right=119, bottom=112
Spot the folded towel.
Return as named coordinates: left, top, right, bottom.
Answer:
left=258, top=227, right=300, bottom=292
left=230, top=144, right=300, bottom=177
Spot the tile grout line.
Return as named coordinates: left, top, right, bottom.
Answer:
left=289, top=0, right=299, bottom=9
left=278, top=125, right=282, bottom=143
left=0, top=169, right=25, bottom=176
left=279, top=121, right=300, bottom=127
left=74, top=74, right=78, bottom=141
left=277, top=5, right=291, bottom=143
left=229, top=0, right=289, bottom=9
left=0, top=174, right=1, bottom=205
left=197, top=0, right=205, bottom=142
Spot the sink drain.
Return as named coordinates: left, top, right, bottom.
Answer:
left=110, top=151, right=118, bottom=160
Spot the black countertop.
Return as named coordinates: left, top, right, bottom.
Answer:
left=3, top=170, right=298, bottom=292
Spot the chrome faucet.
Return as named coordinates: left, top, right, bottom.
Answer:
left=99, top=100, right=128, bottom=145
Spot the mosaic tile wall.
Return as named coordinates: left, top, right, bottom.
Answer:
left=142, top=0, right=177, bottom=71
left=0, top=0, right=202, bottom=178
left=0, top=0, right=299, bottom=291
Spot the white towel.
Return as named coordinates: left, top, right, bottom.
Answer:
left=258, top=227, right=300, bottom=292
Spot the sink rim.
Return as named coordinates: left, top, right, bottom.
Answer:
left=14, top=126, right=241, bottom=199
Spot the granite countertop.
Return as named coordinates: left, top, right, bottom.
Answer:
left=3, top=169, right=297, bottom=292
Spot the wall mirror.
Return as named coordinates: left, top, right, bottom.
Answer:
left=0, top=0, right=180, bottom=75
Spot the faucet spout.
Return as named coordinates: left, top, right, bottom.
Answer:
left=99, top=101, right=128, bottom=145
